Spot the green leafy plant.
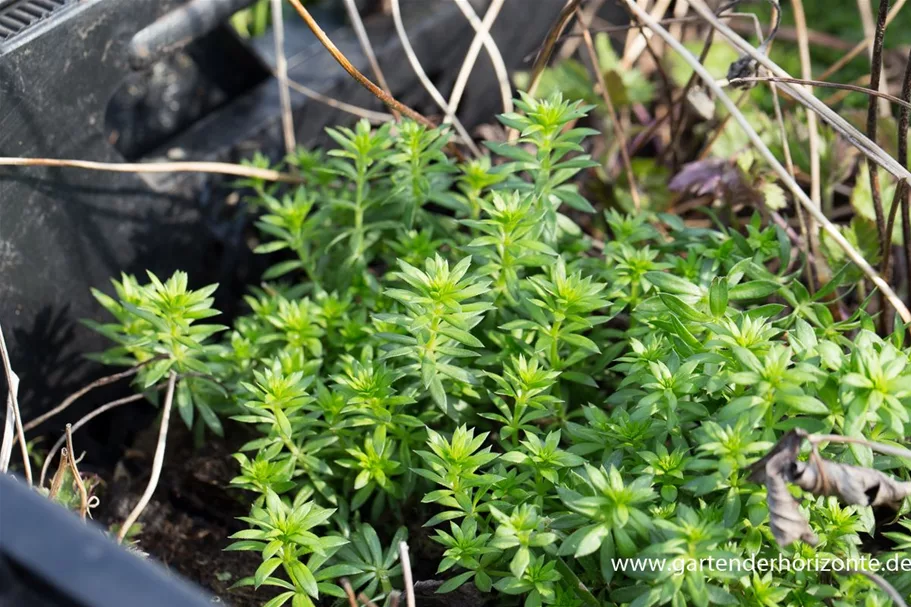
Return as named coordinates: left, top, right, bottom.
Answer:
left=86, top=96, right=911, bottom=607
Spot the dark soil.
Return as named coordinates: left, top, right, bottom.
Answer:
left=96, top=423, right=269, bottom=606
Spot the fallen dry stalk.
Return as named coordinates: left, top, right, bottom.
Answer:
left=623, top=0, right=911, bottom=323
left=818, top=0, right=907, bottom=82
left=527, top=0, right=584, bottom=98
left=117, top=371, right=176, bottom=543
left=0, top=157, right=304, bottom=183
left=399, top=541, right=416, bottom=607
left=449, top=0, right=512, bottom=119
left=24, top=362, right=148, bottom=432
left=343, top=0, right=398, bottom=122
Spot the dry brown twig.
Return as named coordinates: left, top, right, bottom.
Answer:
left=727, top=76, right=911, bottom=112
left=116, top=371, right=176, bottom=543
left=527, top=0, right=584, bottom=98
left=623, top=0, right=911, bottom=323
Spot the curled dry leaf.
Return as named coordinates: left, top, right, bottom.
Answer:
left=669, top=158, right=763, bottom=207
left=748, top=430, right=911, bottom=547
left=748, top=430, right=819, bottom=546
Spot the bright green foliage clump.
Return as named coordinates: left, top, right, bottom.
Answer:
left=90, top=95, right=911, bottom=607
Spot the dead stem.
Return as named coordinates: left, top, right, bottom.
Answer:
left=65, top=424, right=89, bottom=520
left=284, top=76, right=394, bottom=123
left=341, top=579, right=358, bottom=607
left=527, top=0, right=584, bottom=98
left=39, top=392, right=147, bottom=487
left=399, top=541, right=416, bottom=607
left=0, top=157, right=304, bottom=183
left=272, top=0, right=296, bottom=155
left=577, top=9, right=641, bottom=212
left=24, top=362, right=149, bottom=432
left=728, top=76, right=911, bottom=111
left=285, top=0, right=435, bottom=129
left=117, top=371, right=177, bottom=543
left=450, top=0, right=511, bottom=119
left=0, top=322, right=30, bottom=484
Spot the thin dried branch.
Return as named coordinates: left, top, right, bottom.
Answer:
left=728, top=76, right=911, bottom=112
left=857, top=0, right=892, bottom=116
left=117, top=371, right=177, bottom=543
left=39, top=392, right=146, bottom=487
left=285, top=0, right=435, bottom=129
left=357, top=594, right=379, bottom=607
left=341, top=578, right=358, bottom=607
left=527, top=0, right=584, bottom=98
left=343, top=0, right=399, bottom=122
left=577, top=9, right=641, bottom=211
left=449, top=0, right=511, bottom=119
left=65, top=424, right=89, bottom=520
left=0, top=157, right=304, bottom=183
left=399, top=541, right=416, bottom=607
left=817, top=0, right=907, bottom=82
left=272, top=0, right=296, bottom=155
left=389, top=0, right=481, bottom=156
left=0, top=322, right=29, bottom=484
left=284, top=76, right=394, bottom=123
left=625, top=0, right=911, bottom=323
left=24, top=362, right=148, bottom=432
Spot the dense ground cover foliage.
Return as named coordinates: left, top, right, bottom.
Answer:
left=88, top=96, right=911, bottom=607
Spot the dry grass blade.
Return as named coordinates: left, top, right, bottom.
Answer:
left=389, top=0, right=481, bottom=156
left=621, top=0, right=673, bottom=70
left=449, top=0, right=511, bottom=119
left=272, top=0, right=296, bottom=155
left=577, top=9, right=641, bottom=211
left=623, top=0, right=911, bottom=323
left=0, top=157, right=304, bottom=183
left=899, top=50, right=911, bottom=305
left=39, top=392, right=147, bottom=487
left=117, top=371, right=177, bottom=543
left=65, top=424, right=89, bottom=520
left=0, top=322, right=30, bottom=484
left=285, top=0, right=435, bottom=129
left=24, top=363, right=146, bottom=432
left=399, top=541, right=416, bottom=607
left=817, top=0, right=907, bottom=82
